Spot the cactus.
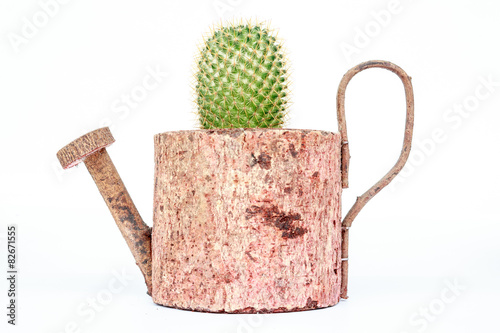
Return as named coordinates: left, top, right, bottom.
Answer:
left=195, top=22, right=289, bottom=129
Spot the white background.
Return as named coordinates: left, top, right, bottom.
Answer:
left=1, top=0, right=499, bottom=332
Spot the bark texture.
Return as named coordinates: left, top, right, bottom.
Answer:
left=152, top=129, right=342, bottom=313
left=85, top=150, right=153, bottom=295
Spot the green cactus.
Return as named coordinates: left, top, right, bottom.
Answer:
left=195, top=22, right=289, bottom=129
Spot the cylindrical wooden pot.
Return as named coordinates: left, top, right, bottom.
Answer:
left=152, top=129, right=342, bottom=313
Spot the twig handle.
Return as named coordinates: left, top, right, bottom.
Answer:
left=337, top=60, right=414, bottom=227
left=337, top=61, right=414, bottom=299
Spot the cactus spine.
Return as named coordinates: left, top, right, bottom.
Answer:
left=195, top=22, right=289, bottom=129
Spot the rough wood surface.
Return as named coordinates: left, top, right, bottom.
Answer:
left=85, top=150, right=153, bottom=295
left=152, top=129, right=342, bottom=313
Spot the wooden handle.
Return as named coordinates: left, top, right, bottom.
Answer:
left=337, top=60, right=414, bottom=227
left=337, top=60, right=414, bottom=298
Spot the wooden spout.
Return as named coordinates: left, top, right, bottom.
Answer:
left=57, top=128, right=153, bottom=295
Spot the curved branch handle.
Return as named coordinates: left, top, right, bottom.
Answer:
left=337, top=60, right=414, bottom=227
left=337, top=60, right=414, bottom=298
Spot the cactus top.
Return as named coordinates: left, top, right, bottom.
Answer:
left=195, top=23, right=289, bottom=129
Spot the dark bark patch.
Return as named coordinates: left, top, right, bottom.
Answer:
left=245, top=205, right=263, bottom=216
left=257, top=153, right=272, bottom=169
left=135, top=239, right=148, bottom=255
left=249, top=152, right=272, bottom=170
left=289, top=143, right=298, bottom=158
left=306, top=297, right=318, bottom=308
left=281, top=227, right=307, bottom=239
left=245, top=204, right=307, bottom=239
left=115, top=191, right=126, bottom=203
left=115, top=205, right=142, bottom=231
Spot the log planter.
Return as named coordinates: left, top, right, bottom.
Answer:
left=153, top=129, right=342, bottom=312
left=57, top=60, right=414, bottom=314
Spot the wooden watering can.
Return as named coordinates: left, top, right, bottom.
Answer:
left=57, top=60, right=414, bottom=313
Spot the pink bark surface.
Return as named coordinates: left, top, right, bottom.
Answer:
left=152, top=129, right=342, bottom=313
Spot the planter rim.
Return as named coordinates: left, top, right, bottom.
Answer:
left=154, top=128, right=337, bottom=139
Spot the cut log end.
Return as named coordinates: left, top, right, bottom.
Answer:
left=57, top=127, right=115, bottom=169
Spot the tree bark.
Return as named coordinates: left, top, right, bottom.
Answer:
left=152, top=129, right=342, bottom=313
